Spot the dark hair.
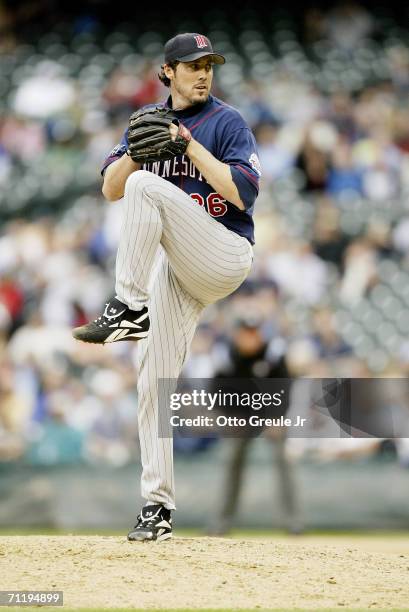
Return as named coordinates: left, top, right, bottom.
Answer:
left=158, top=61, right=179, bottom=87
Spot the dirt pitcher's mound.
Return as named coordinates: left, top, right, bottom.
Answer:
left=1, top=535, right=408, bottom=609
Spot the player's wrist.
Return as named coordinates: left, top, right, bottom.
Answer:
left=177, top=122, right=192, bottom=155
left=178, top=122, right=191, bottom=143
left=125, top=151, right=141, bottom=168
left=184, top=135, right=197, bottom=156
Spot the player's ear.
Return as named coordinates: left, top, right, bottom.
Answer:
left=163, top=63, right=175, bottom=80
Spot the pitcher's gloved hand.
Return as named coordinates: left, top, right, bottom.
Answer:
left=126, top=106, right=191, bottom=164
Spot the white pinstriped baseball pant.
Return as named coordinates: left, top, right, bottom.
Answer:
left=115, top=170, right=253, bottom=509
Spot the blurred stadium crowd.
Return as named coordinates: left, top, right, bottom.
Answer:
left=1, top=1, right=409, bottom=466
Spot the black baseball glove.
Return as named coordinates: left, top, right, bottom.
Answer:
left=127, top=106, right=191, bottom=164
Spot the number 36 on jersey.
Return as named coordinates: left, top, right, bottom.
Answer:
left=190, top=192, right=228, bottom=217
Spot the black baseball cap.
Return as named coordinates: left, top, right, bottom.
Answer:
left=164, top=33, right=225, bottom=65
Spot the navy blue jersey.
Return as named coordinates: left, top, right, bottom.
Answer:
left=102, top=94, right=261, bottom=244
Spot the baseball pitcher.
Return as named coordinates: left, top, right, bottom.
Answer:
left=73, top=32, right=261, bottom=541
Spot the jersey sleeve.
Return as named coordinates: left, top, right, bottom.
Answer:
left=217, top=117, right=261, bottom=210
left=101, top=129, right=128, bottom=176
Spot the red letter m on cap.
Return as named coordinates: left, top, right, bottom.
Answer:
left=194, top=35, right=208, bottom=49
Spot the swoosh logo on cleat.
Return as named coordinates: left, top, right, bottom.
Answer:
left=156, top=520, right=171, bottom=529
left=135, top=312, right=149, bottom=324
left=120, top=320, right=142, bottom=328
left=104, top=329, right=149, bottom=343
left=104, top=329, right=125, bottom=342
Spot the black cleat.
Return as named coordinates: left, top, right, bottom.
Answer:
left=127, top=505, right=172, bottom=542
left=72, top=296, right=149, bottom=344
